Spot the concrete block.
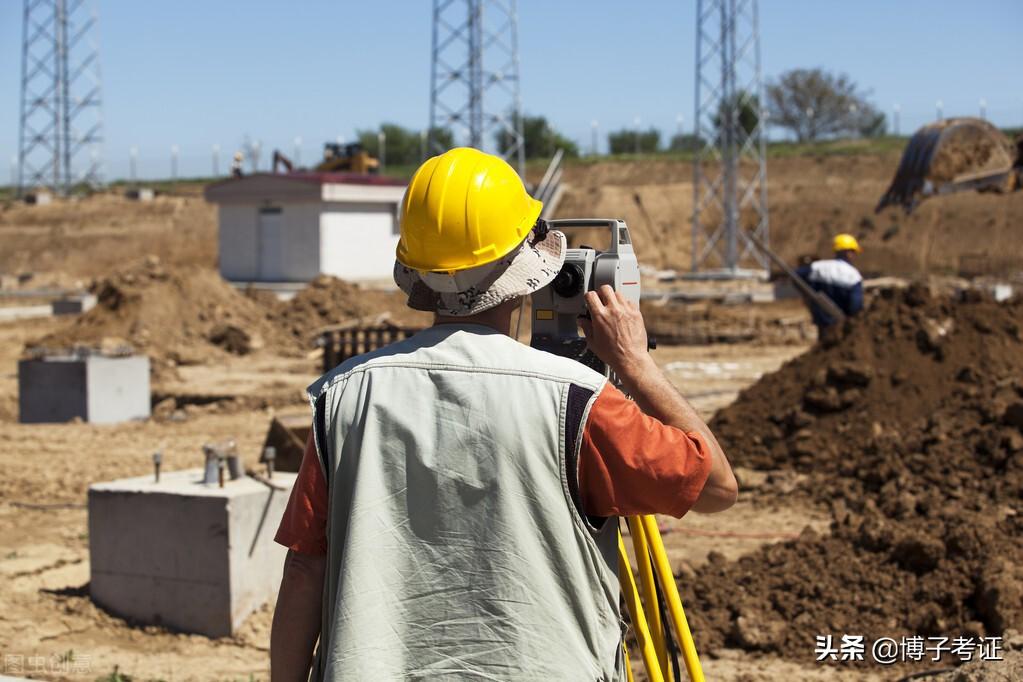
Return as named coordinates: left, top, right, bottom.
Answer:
left=51, top=293, right=97, bottom=315
left=88, top=468, right=296, bottom=637
left=18, top=354, right=150, bottom=424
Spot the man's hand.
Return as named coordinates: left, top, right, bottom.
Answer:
left=579, top=285, right=650, bottom=377
left=579, top=284, right=738, bottom=514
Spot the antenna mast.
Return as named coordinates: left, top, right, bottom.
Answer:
left=18, top=0, right=104, bottom=196
left=428, top=0, right=525, bottom=176
left=692, top=0, right=768, bottom=274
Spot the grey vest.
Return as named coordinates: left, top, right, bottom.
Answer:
left=306, top=324, right=624, bottom=680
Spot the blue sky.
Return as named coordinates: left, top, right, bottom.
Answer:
left=2, top=0, right=1021, bottom=181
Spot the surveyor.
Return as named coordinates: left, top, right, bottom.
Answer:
left=796, top=233, right=864, bottom=333
left=269, top=147, right=737, bottom=681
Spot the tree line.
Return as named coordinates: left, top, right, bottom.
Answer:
left=358, top=68, right=889, bottom=163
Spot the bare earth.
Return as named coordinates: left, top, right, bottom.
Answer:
left=5, top=149, right=1018, bottom=680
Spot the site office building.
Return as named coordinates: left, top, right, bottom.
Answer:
left=204, top=173, right=406, bottom=285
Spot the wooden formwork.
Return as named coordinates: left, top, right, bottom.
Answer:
left=318, top=320, right=424, bottom=373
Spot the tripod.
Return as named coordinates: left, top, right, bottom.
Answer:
left=618, top=515, right=704, bottom=682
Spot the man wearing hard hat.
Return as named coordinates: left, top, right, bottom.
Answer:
left=269, top=148, right=737, bottom=681
left=797, top=233, right=865, bottom=334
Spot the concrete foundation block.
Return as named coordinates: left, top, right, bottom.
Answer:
left=51, top=293, right=97, bottom=315
left=18, top=354, right=150, bottom=424
left=88, top=468, right=297, bottom=637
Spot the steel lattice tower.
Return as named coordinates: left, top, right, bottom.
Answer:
left=692, top=0, right=768, bottom=273
left=18, top=0, right=104, bottom=196
left=428, top=0, right=525, bottom=176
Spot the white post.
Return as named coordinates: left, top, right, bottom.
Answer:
left=419, top=129, right=427, bottom=161
left=591, top=120, right=599, bottom=156
left=936, top=100, right=944, bottom=121
left=893, top=104, right=901, bottom=136
left=251, top=140, right=262, bottom=172
left=10, top=155, right=17, bottom=188
left=676, top=113, right=684, bottom=137
left=129, top=146, right=138, bottom=182
left=294, top=136, right=302, bottom=166
left=170, top=145, right=179, bottom=180
left=979, top=98, right=987, bottom=120
left=212, top=144, right=220, bottom=176
left=378, top=131, right=386, bottom=170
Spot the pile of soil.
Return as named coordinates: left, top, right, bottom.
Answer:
left=682, top=285, right=1023, bottom=661
left=712, top=284, right=1023, bottom=473
left=266, top=275, right=431, bottom=345
left=29, top=256, right=293, bottom=363
left=684, top=514, right=1022, bottom=655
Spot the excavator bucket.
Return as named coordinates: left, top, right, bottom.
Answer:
left=876, top=117, right=1016, bottom=214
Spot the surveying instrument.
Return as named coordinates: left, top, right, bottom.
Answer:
left=531, top=219, right=705, bottom=682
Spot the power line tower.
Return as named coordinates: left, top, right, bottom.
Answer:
left=691, top=0, right=768, bottom=274
left=17, top=0, right=104, bottom=196
left=428, top=0, right=525, bottom=176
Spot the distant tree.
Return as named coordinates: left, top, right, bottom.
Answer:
left=496, top=114, right=579, bottom=159
left=357, top=123, right=454, bottom=165
left=608, top=128, right=661, bottom=154
left=712, top=91, right=761, bottom=140
left=856, top=108, right=887, bottom=138
left=669, top=133, right=704, bottom=152
left=766, top=68, right=879, bottom=142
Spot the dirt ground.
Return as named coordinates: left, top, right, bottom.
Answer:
left=1, top=151, right=1020, bottom=681
left=0, top=308, right=828, bottom=681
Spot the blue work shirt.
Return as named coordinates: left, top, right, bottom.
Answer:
left=795, top=256, right=864, bottom=328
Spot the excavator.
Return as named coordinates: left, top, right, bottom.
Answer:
left=876, top=117, right=1022, bottom=213
left=272, top=142, right=380, bottom=175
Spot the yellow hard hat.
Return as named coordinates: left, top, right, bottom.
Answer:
left=833, top=233, right=861, bottom=253
left=396, top=147, right=542, bottom=272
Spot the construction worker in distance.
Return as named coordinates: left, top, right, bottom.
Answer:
left=270, top=147, right=738, bottom=681
left=796, top=233, right=865, bottom=334
left=231, top=151, right=244, bottom=178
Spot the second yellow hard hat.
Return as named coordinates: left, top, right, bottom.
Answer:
left=396, top=147, right=543, bottom=272
left=833, top=233, right=861, bottom=253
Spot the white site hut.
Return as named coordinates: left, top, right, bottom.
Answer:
left=204, top=172, right=407, bottom=285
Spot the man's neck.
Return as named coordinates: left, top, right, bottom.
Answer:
left=433, top=300, right=520, bottom=337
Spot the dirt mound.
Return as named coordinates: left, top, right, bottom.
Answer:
left=29, top=257, right=292, bottom=363
left=712, top=284, right=1023, bottom=473
left=685, top=514, right=1023, bottom=656
left=683, top=287, right=1023, bottom=661
left=267, top=275, right=431, bottom=345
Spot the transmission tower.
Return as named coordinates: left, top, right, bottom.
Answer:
left=691, top=0, right=768, bottom=274
left=18, top=0, right=104, bottom=196
left=428, top=0, right=525, bottom=176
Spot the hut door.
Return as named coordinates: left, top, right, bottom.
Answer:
left=257, top=207, right=284, bottom=280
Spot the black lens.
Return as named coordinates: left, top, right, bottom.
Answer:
left=552, top=263, right=585, bottom=298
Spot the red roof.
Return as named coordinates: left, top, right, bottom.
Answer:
left=206, top=171, right=406, bottom=191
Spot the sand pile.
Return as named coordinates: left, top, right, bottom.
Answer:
left=681, top=285, right=1023, bottom=660
left=29, top=257, right=291, bottom=362
left=267, top=275, right=431, bottom=345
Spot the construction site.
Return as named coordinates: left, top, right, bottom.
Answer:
left=2, top=1, right=1022, bottom=681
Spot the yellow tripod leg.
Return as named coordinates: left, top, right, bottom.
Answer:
left=627, top=516, right=670, bottom=677
left=623, top=642, right=635, bottom=682
left=617, top=532, right=664, bottom=682
left=639, top=515, right=705, bottom=682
